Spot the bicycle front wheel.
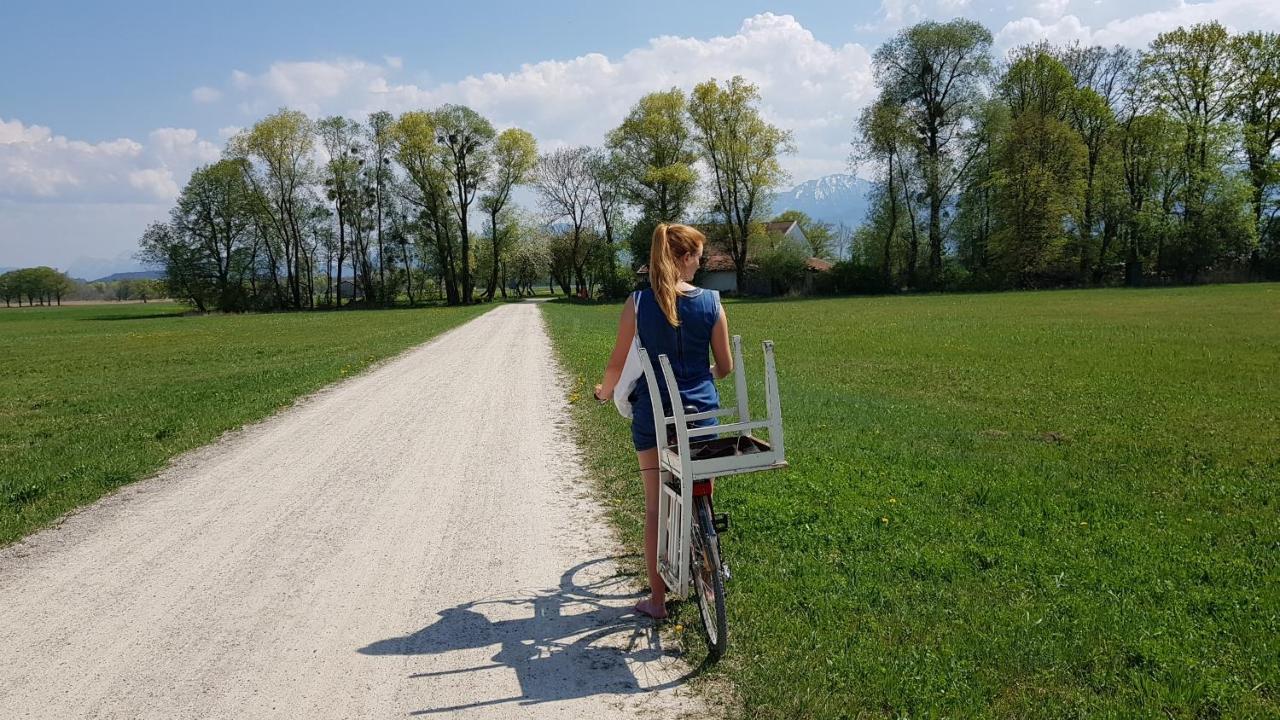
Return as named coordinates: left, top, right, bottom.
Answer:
left=691, top=495, right=728, bottom=660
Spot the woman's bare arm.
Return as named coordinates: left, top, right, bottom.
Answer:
left=710, top=306, right=733, bottom=380
left=594, top=295, right=636, bottom=400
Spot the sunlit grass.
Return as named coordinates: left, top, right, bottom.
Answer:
left=543, top=284, right=1280, bottom=719
left=0, top=301, right=489, bottom=545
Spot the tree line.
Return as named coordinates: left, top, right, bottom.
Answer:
left=139, top=18, right=1278, bottom=308
left=0, top=268, right=74, bottom=307
left=850, top=19, right=1280, bottom=291
left=139, top=75, right=792, bottom=311
left=0, top=268, right=165, bottom=307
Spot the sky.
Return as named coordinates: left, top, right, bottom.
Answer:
left=3, top=0, right=1279, bottom=277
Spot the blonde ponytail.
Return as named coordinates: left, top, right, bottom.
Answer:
left=649, top=223, right=706, bottom=327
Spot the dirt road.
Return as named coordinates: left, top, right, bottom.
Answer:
left=0, top=301, right=701, bottom=719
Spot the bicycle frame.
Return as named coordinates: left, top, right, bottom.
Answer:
left=638, top=335, right=788, bottom=598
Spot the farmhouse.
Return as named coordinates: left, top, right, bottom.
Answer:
left=637, top=220, right=831, bottom=295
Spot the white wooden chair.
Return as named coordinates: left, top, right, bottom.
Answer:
left=638, top=335, right=788, bottom=598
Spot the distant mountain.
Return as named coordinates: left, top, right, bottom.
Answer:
left=90, top=270, right=164, bottom=283
left=771, top=174, right=873, bottom=229
left=65, top=252, right=151, bottom=282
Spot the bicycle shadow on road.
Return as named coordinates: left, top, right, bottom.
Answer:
left=357, top=556, right=698, bottom=716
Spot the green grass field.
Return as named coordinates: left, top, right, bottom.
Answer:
left=0, top=301, right=488, bottom=545
left=543, top=284, right=1280, bottom=719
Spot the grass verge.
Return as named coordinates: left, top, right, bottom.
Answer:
left=0, top=301, right=489, bottom=545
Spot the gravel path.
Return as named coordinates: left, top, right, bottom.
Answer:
left=0, top=301, right=702, bottom=719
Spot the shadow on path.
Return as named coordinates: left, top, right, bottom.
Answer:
left=358, top=557, right=699, bottom=715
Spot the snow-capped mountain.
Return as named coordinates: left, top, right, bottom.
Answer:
left=771, top=174, right=873, bottom=228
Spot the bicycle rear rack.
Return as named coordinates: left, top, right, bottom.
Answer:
left=639, top=335, right=788, bottom=598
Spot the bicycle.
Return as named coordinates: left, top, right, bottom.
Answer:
left=637, top=335, right=788, bottom=660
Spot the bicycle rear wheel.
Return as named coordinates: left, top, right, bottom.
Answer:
left=691, top=495, right=728, bottom=660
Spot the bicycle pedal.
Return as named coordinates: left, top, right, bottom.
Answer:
left=713, top=513, right=730, bottom=533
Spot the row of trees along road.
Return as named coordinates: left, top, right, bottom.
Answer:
left=139, top=74, right=792, bottom=311
left=854, top=20, right=1280, bottom=290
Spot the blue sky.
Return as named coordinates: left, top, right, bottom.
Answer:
left=3, top=0, right=1278, bottom=276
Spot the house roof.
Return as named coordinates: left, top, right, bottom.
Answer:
left=763, top=220, right=799, bottom=236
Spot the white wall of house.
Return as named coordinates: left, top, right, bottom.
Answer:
left=701, top=271, right=737, bottom=292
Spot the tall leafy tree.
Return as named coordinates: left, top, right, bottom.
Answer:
left=168, top=159, right=256, bottom=309
left=1142, top=21, right=1252, bottom=278
left=392, top=111, right=461, bottom=305
left=532, top=147, right=596, bottom=295
left=434, top=104, right=495, bottom=304
left=584, top=149, right=628, bottom=296
left=993, top=50, right=1087, bottom=284
left=367, top=110, right=396, bottom=302
left=1232, top=31, right=1280, bottom=256
left=316, top=116, right=363, bottom=308
left=873, top=19, right=993, bottom=282
left=688, top=76, right=793, bottom=292
left=856, top=97, right=922, bottom=285
left=480, top=128, right=537, bottom=301
left=229, top=109, right=317, bottom=308
left=607, top=88, right=699, bottom=224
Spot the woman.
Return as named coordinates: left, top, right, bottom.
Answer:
left=593, top=223, right=734, bottom=620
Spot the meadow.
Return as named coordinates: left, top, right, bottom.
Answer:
left=542, top=284, right=1280, bottom=719
left=0, top=301, right=489, bottom=545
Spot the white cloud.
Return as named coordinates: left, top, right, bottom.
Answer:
left=997, top=0, right=1280, bottom=50
left=996, top=14, right=1091, bottom=49
left=191, top=85, right=222, bottom=103
left=383, top=55, right=403, bottom=70
left=0, top=118, right=219, bottom=203
left=1034, top=0, right=1070, bottom=20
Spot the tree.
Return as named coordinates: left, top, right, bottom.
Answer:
left=480, top=128, right=537, bottom=301
left=392, top=110, right=462, bottom=305
left=533, top=147, right=596, bottom=295
left=367, top=111, right=396, bottom=303
left=607, top=88, right=699, bottom=223
left=317, top=116, right=364, bottom=308
left=1232, top=31, right=1280, bottom=258
left=434, top=104, right=495, bottom=304
left=229, top=109, right=317, bottom=308
left=855, top=97, right=920, bottom=285
left=168, top=159, right=256, bottom=310
left=584, top=149, right=628, bottom=296
left=507, top=222, right=551, bottom=297
left=874, top=19, right=993, bottom=282
left=689, top=76, right=793, bottom=293
left=138, top=222, right=212, bottom=311
left=1142, top=21, right=1250, bottom=279
left=991, top=110, right=1086, bottom=285
left=951, top=98, right=1008, bottom=280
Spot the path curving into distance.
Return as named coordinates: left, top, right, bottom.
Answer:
left=0, top=301, right=702, bottom=719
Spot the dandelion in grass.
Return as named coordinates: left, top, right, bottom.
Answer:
left=880, top=516, right=889, bottom=525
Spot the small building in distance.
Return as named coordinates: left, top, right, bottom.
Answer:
left=636, top=219, right=830, bottom=295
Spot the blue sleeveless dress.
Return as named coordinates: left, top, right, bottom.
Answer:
left=629, top=286, right=722, bottom=451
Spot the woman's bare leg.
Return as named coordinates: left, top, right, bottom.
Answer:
left=635, top=448, right=667, bottom=618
